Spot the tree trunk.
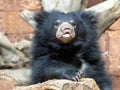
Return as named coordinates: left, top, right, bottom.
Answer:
left=41, top=0, right=88, bottom=12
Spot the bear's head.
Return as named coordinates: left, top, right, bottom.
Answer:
left=33, top=10, right=98, bottom=49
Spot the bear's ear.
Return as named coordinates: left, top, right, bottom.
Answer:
left=81, top=11, right=98, bottom=25
left=34, top=10, right=49, bottom=25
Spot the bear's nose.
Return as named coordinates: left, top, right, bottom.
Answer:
left=60, top=22, right=74, bottom=32
left=64, top=27, right=71, bottom=30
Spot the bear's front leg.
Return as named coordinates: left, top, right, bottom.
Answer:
left=30, top=56, right=82, bottom=84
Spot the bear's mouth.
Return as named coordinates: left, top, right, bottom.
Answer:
left=62, top=29, right=71, bottom=38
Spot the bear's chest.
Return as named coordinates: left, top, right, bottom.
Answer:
left=51, top=51, right=82, bottom=68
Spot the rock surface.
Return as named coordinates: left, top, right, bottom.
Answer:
left=0, top=68, right=31, bottom=86
left=13, top=78, right=100, bottom=90
left=0, top=69, right=100, bottom=90
left=0, top=33, right=30, bottom=68
left=99, top=18, right=120, bottom=90
left=0, top=75, right=18, bottom=90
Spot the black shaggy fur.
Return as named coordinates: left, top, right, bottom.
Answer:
left=30, top=10, right=112, bottom=90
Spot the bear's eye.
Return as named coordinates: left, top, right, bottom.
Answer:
left=70, top=20, right=77, bottom=28
left=54, top=20, right=61, bottom=29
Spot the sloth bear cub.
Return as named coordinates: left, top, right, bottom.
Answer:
left=30, top=10, right=112, bottom=90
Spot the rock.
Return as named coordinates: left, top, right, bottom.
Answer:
left=79, top=78, right=100, bottom=90
left=0, top=68, right=31, bottom=85
left=0, top=75, right=18, bottom=90
left=99, top=18, right=120, bottom=76
left=99, top=18, right=120, bottom=90
left=13, top=78, right=100, bottom=90
left=112, top=76, right=120, bottom=90
left=18, top=0, right=41, bottom=10
left=14, top=40, right=31, bottom=58
left=109, top=18, right=120, bottom=31
left=0, top=32, right=29, bottom=69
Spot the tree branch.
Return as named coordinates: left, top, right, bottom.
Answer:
left=20, top=0, right=120, bottom=36
left=87, top=0, right=120, bottom=35
left=20, top=10, right=35, bottom=28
